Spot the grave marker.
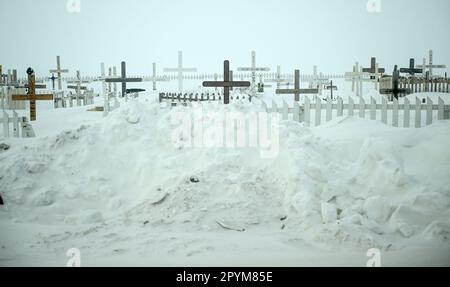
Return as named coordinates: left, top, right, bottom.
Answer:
left=400, top=58, right=422, bottom=77
left=237, top=51, right=270, bottom=85
left=49, top=56, right=69, bottom=90
left=362, top=57, right=385, bottom=90
left=416, top=50, right=447, bottom=77
left=325, top=80, right=337, bottom=99
left=12, top=68, right=53, bottom=121
left=105, top=61, right=143, bottom=97
left=163, top=51, right=197, bottom=93
left=276, top=70, right=319, bottom=101
left=203, top=60, right=250, bottom=104
left=380, top=65, right=410, bottom=100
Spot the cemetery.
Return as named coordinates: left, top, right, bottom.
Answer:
left=0, top=0, right=449, bottom=269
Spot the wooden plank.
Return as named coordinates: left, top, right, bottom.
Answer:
left=12, top=111, right=19, bottom=137
left=326, top=97, right=332, bottom=122
left=2, top=111, right=9, bottom=137
left=304, top=96, right=311, bottom=127
left=272, top=100, right=278, bottom=114
left=370, top=97, right=376, bottom=120
left=36, top=94, right=54, bottom=101
left=293, top=102, right=300, bottom=122
left=337, top=97, right=343, bottom=117
left=348, top=97, right=354, bottom=116
left=261, top=100, right=268, bottom=112
left=438, top=97, right=444, bottom=120
left=315, top=96, right=321, bottom=126
left=404, top=97, right=410, bottom=128
left=415, top=97, right=421, bottom=128
left=381, top=96, right=387, bottom=124
left=393, top=98, right=399, bottom=127
left=426, top=97, right=433, bottom=126
left=359, top=97, right=365, bottom=118
left=282, top=100, right=288, bottom=120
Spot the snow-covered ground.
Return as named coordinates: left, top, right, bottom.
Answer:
left=0, top=90, right=449, bottom=267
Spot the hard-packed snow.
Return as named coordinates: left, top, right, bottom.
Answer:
left=0, top=91, right=449, bottom=266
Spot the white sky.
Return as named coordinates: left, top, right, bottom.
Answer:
left=0, top=0, right=449, bottom=77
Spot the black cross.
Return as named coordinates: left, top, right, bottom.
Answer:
left=362, top=57, right=385, bottom=79
left=203, top=60, right=250, bottom=104
left=48, top=73, right=57, bottom=90
left=105, top=61, right=142, bottom=97
left=380, top=65, right=411, bottom=100
left=325, top=80, right=337, bottom=99
left=400, top=58, right=423, bottom=76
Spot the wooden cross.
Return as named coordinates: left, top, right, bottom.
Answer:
left=105, top=61, right=143, bottom=97
left=148, top=62, right=169, bottom=91
left=49, top=56, right=69, bottom=90
left=362, top=57, right=385, bottom=90
left=416, top=50, right=447, bottom=77
left=265, top=65, right=292, bottom=89
left=308, top=66, right=330, bottom=89
left=12, top=68, right=53, bottom=121
left=67, top=71, right=89, bottom=92
left=276, top=70, right=319, bottom=101
left=400, top=58, right=423, bottom=77
left=163, top=51, right=197, bottom=93
left=325, top=80, right=337, bottom=99
left=345, top=62, right=372, bottom=98
left=380, top=65, right=411, bottom=100
left=237, top=51, right=270, bottom=85
left=203, top=60, right=250, bottom=104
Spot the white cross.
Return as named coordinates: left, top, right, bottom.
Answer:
left=163, top=51, right=197, bottom=93
left=49, top=56, right=69, bottom=90
left=416, top=50, right=447, bottom=77
left=264, top=65, right=292, bottom=89
left=237, top=51, right=270, bottom=85
left=344, top=62, right=372, bottom=98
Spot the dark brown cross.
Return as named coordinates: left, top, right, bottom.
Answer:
left=203, top=60, right=250, bottom=104
left=12, top=68, right=53, bottom=121
left=276, top=70, right=318, bottom=101
left=325, top=80, right=338, bottom=99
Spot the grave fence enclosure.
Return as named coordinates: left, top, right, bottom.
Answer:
left=260, top=96, right=450, bottom=128
left=1, top=110, right=36, bottom=138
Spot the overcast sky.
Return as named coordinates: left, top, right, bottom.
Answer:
left=0, top=0, right=449, bottom=78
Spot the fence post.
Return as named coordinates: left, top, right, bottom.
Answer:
left=393, top=97, right=399, bottom=127
left=370, top=97, right=376, bottom=120
left=381, top=96, right=387, bottom=124
left=304, top=96, right=311, bottom=127
left=282, top=100, right=288, bottom=120
left=2, top=111, right=9, bottom=138
left=315, top=96, right=321, bottom=126
left=337, top=97, right=343, bottom=117
left=359, top=97, right=365, bottom=118
left=272, top=100, right=278, bottom=114
left=404, top=97, right=410, bottom=128
left=293, top=102, right=300, bottom=122
left=12, top=111, right=20, bottom=137
left=415, top=97, right=421, bottom=128
left=348, top=97, right=354, bottom=116
left=326, top=96, right=332, bottom=122
left=438, top=97, right=444, bottom=120
left=426, top=97, right=433, bottom=126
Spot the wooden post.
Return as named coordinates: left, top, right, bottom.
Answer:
left=12, top=68, right=53, bottom=121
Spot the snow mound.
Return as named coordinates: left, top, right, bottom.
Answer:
left=1, top=98, right=450, bottom=250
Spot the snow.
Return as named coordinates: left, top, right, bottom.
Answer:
left=0, top=91, right=450, bottom=266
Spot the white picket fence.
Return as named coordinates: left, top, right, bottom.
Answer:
left=1, top=111, right=35, bottom=138
left=262, top=96, right=450, bottom=128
